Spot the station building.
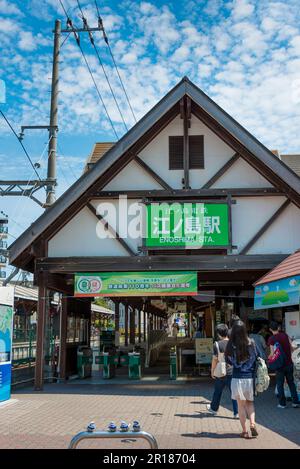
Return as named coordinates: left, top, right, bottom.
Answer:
left=8, top=77, right=300, bottom=389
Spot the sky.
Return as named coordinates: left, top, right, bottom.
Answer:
left=1, top=0, right=300, bottom=277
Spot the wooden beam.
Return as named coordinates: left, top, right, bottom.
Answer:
left=36, top=254, right=288, bottom=273
left=94, top=188, right=284, bottom=198
left=202, top=153, right=240, bottom=189
left=183, top=97, right=190, bottom=189
left=125, top=303, right=129, bottom=346
left=58, top=295, right=68, bottom=381
left=129, top=306, right=135, bottom=345
left=240, top=199, right=291, bottom=254
left=134, top=155, right=173, bottom=191
left=35, top=273, right=47, bottom=390
left=86, top=202, right=135, bottom=256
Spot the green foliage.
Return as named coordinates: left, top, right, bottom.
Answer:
left=94, top=298, right=111, bottom=308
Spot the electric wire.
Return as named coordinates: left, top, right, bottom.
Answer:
left=76, top=0, right=128, bottom=132
left=94, top=0, right=137, bottom=123
left=57, top=142, right=78, bottom=181
left=58, top=0, right=119, bottom=139
left=9, top=136, right=52, bottom=233
left=0, top=110, right=43, bottom=182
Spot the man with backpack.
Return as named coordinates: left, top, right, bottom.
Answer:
left=268, top=321, right=300, bottom=409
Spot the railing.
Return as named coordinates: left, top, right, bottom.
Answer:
left=69, top=422, right=158, bottom=449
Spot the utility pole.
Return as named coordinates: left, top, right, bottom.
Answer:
left=46, top=19, right=61, bottom=206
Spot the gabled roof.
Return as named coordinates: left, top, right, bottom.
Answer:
left=254, top=250, right=300, bottom=286
left=9, top=76, right=300, bottom=267
left=83, top=142, right=115, bottom=173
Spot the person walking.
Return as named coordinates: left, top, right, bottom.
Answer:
left=250, top=323, right=267, bottom=360
left=228, top=314, right=240, bottom=337
left=207, top=323, right=239, bottom=419
left=268, top=321, right=300, bottom=409
left=225, top=320, right=258, bottom=439
left=171, top=320, right=179, bottom=339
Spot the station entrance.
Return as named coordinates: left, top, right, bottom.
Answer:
left=62, top=273, right=256, bottom=383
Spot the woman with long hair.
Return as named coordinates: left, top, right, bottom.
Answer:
left=225, top=320, right=258, bottom=439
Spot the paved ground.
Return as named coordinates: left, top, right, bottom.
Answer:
left=0, top=379, right=299, bottom=449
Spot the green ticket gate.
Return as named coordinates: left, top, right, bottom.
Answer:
left=77, top=346, right=93, bottom=379
left=170, top=350, right=177, bottom=380
left=96, top=352, right=118, bottom=379
left=128, top=353, right=141, bottom=380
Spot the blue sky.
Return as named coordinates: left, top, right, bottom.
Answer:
left=1, top=0, right=300, bottom=276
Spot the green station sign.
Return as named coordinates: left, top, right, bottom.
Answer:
left=74, top=271, right=198, bottom=297
left=146, top=202, right=229, bottom=248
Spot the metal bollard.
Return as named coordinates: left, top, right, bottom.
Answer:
left=69, top=421, right=158, bottom=449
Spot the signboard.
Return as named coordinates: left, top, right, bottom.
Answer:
left=195, top=338, right=213, bottom=364
left=146, top=202, right=229, bottom=248
left=75, top=271, right=198, bottom=297
left=254, top=275, right=300, bottom=310
left=0, top=287, right=14, bottom=403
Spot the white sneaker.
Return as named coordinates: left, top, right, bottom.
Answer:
left=206, top=404, right=217, bottom=415
left=277, top=404, right=286, bottom=409
left=233, top=414, right=239, bottom=419
left=292, top=403, right=300, bottom=408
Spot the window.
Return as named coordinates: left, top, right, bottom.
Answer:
left=169, top=135, right=204, bottom=169
left=169, top=136, right=184, bottom=169
left=189, top=135, right=204, bottom=169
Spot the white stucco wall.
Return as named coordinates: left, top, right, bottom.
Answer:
left=211, top=158, right=273, bottom=188
left=138, top=114, right=235, bottom=190
left=104, top=160, right=163, bottom=191
left=48, top=200, right=142, bottom=257
left=247, top=202, right=300, bottom=254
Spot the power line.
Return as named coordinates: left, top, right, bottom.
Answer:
left=9, top=136, right=51, bottom=232
left=0, top=110, right=43, bottom=181
left=76, top=0, right=128, bottom=132
left=58, top=0, right=119, bottom=139
left=94, top=0, right=137, bottom=124
left=57, top=142, right=78, bottom=181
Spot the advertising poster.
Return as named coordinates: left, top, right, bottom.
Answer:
left=0, top=287, right=14, bottom=403
left=195, top=338, right=213, bottom=364
left=254, top=275, right=300, bottom=310
left=75, top=271, right=198, bottom=297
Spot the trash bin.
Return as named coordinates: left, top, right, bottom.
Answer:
left=170, top=349, right=177, bottom=380
left=128, top=352, right=141, bottom=379
left=77, top=346, right=93, bottom=379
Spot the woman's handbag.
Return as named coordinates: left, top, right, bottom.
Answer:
left=213, top=341, right=227, bottom=378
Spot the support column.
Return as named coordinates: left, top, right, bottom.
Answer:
left=35, top=274, right=47, bottom=390
left=130, top=306, right=135, bottom=345
left=138, top=310, right=142, bottom=343
left=114, top=300, right=120, bottom=346
left=58, top=295, right=67, bottom=381
left=125, top=303, right=129, bottom=346
left=143, top=310, right=146, bottom=342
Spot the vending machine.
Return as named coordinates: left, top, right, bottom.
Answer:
left=0, top=287, right=14, bottom=403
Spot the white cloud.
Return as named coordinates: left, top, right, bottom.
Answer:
left=232, top=0, right=255, bottom=20
left=0, top=0, right=22, bottom=16
left=0, top=17, right=19, bottom=33
left=18, top=31, right=36, bottom=51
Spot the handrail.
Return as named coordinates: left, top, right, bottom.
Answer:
left=69, top=430, right=158, bottom=449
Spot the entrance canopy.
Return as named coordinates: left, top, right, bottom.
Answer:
left=254, top=249, right=300, bottom=310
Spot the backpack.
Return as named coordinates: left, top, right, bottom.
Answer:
left=268, top=341, right=287, bottom=371
left=255, top=357, right=270, bottom=394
